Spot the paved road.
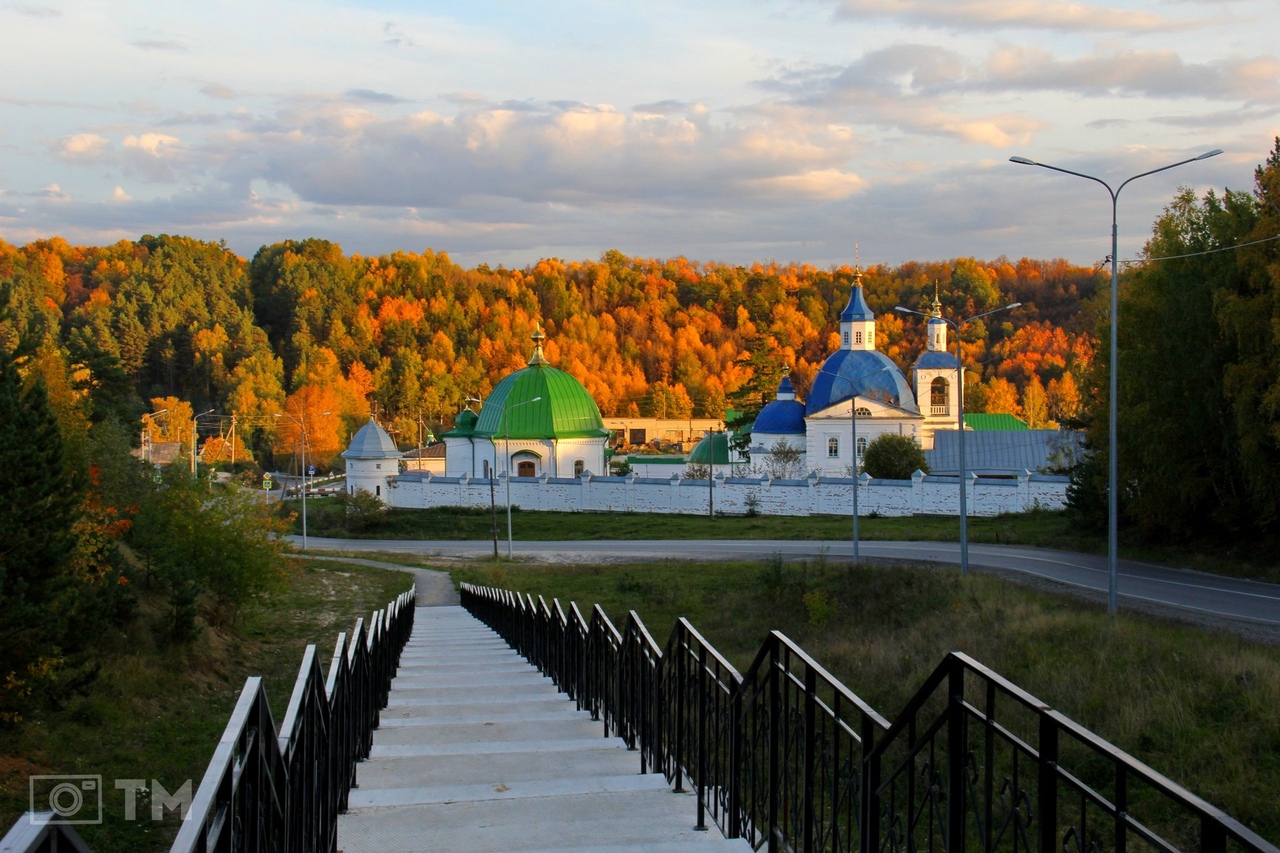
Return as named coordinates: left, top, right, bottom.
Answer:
left=290, top=536, right=1280, bottom=631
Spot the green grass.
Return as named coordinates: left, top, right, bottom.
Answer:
left=291, top=501, right=1280, bottom=582
left=0, top=557, right=413, bottom=853
left=450, top=557, right=1280, bottom=844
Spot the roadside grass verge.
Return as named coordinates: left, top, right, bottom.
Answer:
left=0, top=557, right=413, bottom=853
left=450, top=557, right=1280, bottom=843
left=290, top=501, right=1279, bottom=582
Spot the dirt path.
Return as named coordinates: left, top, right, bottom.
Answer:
left=304, top=555, right=460, bottom=606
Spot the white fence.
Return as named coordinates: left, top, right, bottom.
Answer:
left=384, top=469, right=1068, bottom=517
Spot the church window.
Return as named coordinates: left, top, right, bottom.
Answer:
left=842, top=330, right=850, bottom=346
left=856, top=436, right=867, bottom=458
left=574, top=459, right=585, bottom=477
left=931, top=377, right=949, bottom=414
left=855, top=331, right=863, bottom=345
left=375, top=485, right=381, bottom=497
left=827, top=436, right=839, bottom=458
left=518, top=460, right=536, bottom=477
left=855, top=407, right=871, bottom=418
left=483, top=460, right=490, bottom=478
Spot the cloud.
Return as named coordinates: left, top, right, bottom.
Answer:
left=59, top=133, right=110, bottom=161
left=834, top=0, right=1192, bottom=34
left=131, top=39, right=186, bottom=51
left=38, top=183, right=70, bottom=201
left=2, top=3, right=60, bottom=17
left=345, top=88, right=409, bottom=105
left=112, top=186, right=131, bottom=202
left=201, top=83, right=238, bottom=100
left=121, top=133, right=184, bottom=181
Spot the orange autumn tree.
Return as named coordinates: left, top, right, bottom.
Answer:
left=275, top=385, right=343, bottom=470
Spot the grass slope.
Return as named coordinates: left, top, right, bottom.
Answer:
left=0, top=558, right=413, bottom=853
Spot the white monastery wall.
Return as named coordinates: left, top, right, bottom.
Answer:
left=385, top=470, right=1068, bottom=517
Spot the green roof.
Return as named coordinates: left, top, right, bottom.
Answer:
left=688, top=433, right=731, bottom=465
left=442, top=408, right=479, bottom=438
left=964, top=413, right=1029, bottom=431
left=475, top=335, right=607, bottom=440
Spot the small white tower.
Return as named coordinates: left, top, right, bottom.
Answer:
left=911, top=285, right=962, bottom=449
left=342, top=418, right=402, bottom=502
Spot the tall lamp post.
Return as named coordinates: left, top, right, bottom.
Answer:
left=497, top=396, right=543, bottom=558
left=1009, top=148, right=1221, bottom=613
left=190, top=410, right=215, bottom=475
left=816, top=366, right=890, bottom=566
left=143, top=408, right=168, bottom=464
left=275, top=410, right=330, bottom=552
left=895, top=301, right=1021, bottom=575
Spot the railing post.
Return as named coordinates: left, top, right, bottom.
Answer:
left=947, top=660, right=966, bottom=853
left=1038, top=713, right=1059, bottom=853
left=861, top=713, right=879, bottom=853
left=803, top=665, right=817, bottom=853
left=728, top=676, right=743, bottom=840
left=674, top=626, right=686, bottom=793
left=695, top=640, right=709, bottom=831
left=768, top=640, right=781, bottom=853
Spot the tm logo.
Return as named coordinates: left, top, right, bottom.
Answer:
left=29, top=776, right=193, bottom=825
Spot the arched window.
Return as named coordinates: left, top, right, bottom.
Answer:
left=827, top=436, right=840, bottom=458
left=574, top=459, right=585, bottom=477
left=842, top=330, right=850, bottom=346
left=483, top=460, right=490, bottom=478
left=517, top=460, right=536, bottom=477
left=856, top=436, right=867, bottom=458
left=855, top=407, right=871, bottom=418
left=931, top=377, right=949, bottom=415
left=855, top=331, right=863, bottom=345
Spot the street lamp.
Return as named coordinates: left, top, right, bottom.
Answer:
left=143, top=408, right=167, bottom=464
left=190, top=410, right=215, bottom=475
left=896, top=300, right=1021, bottom=575
left=495, top=396, right=543, bottom=558
left=275, top=410, right=331, bottom=552
left=1009, top=148, right=1221, bottom=613
left=816, top=366, right=891, bottom=565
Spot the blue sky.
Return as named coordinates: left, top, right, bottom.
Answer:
left=1, top=0, right=1276, bottom=269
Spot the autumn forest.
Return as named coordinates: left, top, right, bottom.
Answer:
left=0, top=237, right=1099, bottom=470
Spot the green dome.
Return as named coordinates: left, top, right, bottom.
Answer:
left=475, top=331, right=607, bottom=440
left=688, top=432, right=731, bottom=465
left=442, top=408, right=479, bottom=438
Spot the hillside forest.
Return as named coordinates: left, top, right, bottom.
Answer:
left=0, top=239, right=1098, bottom=464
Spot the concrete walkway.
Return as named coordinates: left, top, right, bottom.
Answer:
left=337, top=605, right=749, bottom=853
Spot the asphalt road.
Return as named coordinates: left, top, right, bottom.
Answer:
left=289, top=536, right=1280, bottom=632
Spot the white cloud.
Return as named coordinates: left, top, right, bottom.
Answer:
left=835, top=0, right=1192, bottom=33
left=59, top=133, right=110, bottom=161
left=112, top=186, right=131, bottom=201
left=123, top=133, right=180, bottom=156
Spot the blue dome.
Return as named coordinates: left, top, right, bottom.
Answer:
left=807, top=350, right=917, bottom=414
left=915, top=351, right=959, bottom=369
left=753, top=399, right=807, bottom=435
left=840, top=284, right=875, bottom=322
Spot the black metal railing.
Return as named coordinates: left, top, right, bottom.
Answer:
left=169, top=586, right=415, bottom=853
left=459, top=582, right=1278, bottom=853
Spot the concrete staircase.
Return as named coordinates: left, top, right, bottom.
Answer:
left=336, top=605, right=749, bottom=853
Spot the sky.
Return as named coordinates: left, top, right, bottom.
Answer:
left=0, top=0, right=1276, bottom=270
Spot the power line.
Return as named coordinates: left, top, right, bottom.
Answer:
left=1122, top=231, right=1280, bottom=264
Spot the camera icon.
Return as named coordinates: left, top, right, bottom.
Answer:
left=29, top=775, right=104, bottom=825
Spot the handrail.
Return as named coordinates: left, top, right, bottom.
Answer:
left=459, top=582, right=1279, bottom=853
left=168, top=585, right=415, bottom=853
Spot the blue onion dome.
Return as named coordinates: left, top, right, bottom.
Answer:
left=753, top=372, right=806, bottom=435
left=840, top=276, right=875, bottom=322
left=807, top=349, right=918, bottom=414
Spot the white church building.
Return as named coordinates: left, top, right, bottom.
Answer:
left=750, top=272, right=960, bottom=476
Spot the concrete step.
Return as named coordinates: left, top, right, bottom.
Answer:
left=336, top=605, right=751, bottom=853
left=337, top=787, right=740, bottom=853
